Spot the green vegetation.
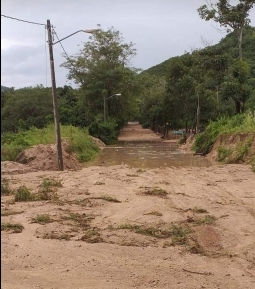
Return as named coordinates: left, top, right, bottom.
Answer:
left=1, top=7, right=254, bottom=155
left=1, top=209, right=24, bottom=216
left=42, top=233, right=71, bottom=240
left=11, top=178, right=63, bottom=202
left=144, top=211, right=163, bottom=216
left=14, top=186, right=34, bottom=202
left=192, top=207, right=208, bottom=214
left=1, top=124, right=99, bottom=162
left=193, top=114, right=255, bottom=154
left=250, top=154, right=255, bottom=172
left=32, top=214, right=53, bottom=224
left=94, top=195, right=121, bottom=203
left=232, top=136, right=253, bottom=162
left=140, top=187, right=168, bottom=198
left=1, top=222, right=24, bottom=233
left=1, top=178, right=12, bottom=195
left=217, top=146, right=233, bottom=162
left=63, top=212, right=95, bottom=229
left=36, top=177, right=62, bottom=201
left=140, top=25, right=255, bottom=135
left=115, top=223, right=190, bottom=245
left=191, top=215, right=216, bottom=225
left=80, top=230, right=103, bottom=243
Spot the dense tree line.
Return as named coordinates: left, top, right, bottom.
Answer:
left=139, top=25, right=255, bottom=135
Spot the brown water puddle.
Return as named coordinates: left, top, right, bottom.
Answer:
left=86, top=142, right=211, bottom=168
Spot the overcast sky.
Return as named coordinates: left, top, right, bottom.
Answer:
left=1, top=0, right=255, bottom=89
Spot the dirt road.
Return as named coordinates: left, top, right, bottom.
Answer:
left=1, top=123, right=255, bottom=289
left=117, top=122, right=162, bottom=142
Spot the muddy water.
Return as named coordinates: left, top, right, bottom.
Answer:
left=87, top=141, right=211, bottom=168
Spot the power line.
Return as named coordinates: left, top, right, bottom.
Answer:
left=1, top=14, right=45, bottom=26
left=52, top=29, right=69, bottom=59
left=52, top=28, right=74, bottom=87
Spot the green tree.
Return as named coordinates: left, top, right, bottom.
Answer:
left=61, top=26, right=138, bottom=128
left=198, top=0, right=254, bottom=61
left=1, top=86, right=53, bottom=132
left=198, top=1, right=255, bottom=114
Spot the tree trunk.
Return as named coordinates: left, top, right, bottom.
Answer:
left=235, top=100, right=241, bottom=114
left=238, top=28, right=243, bottom=61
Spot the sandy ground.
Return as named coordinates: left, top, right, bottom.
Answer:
left=1, top=123, right=255, bottom=289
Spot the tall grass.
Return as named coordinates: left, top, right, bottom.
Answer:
left=1, top=124, right=100, bottom=162
left=193, top=113, right=255, bottom=154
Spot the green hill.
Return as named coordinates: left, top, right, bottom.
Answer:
left=142, top=26, right=255, bottom=78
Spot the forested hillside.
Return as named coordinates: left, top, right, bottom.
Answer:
left=143, top=26, right=255, bottom=78
left=137, top=26, right=255, bottom=133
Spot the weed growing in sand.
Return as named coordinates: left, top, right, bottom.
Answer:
left=32, top=214, right=52, bottom=225
left=40, top=177, right=62, bottom=190
left=217, top=146, right=233, bottom=162
left=63, top=212, right=95, bottom=229
left=144, top=211, right=163, bottom=216
left=137, top=169, right=146, bottom=173
left=115, top=223, right=190, bottom=245
left=1, top=209, right=24, bottom=216
left=1, top=178, right=12, bottom=195
left=14, top=186, right=34, bottom=202
left=80, top=230, right=103, bottom=243
left=42, top=232, right=71, bottom=240
left=192, top=207, right=208, bottom=214
left=1, top=222, right=24, bottom=233
left=68, top=199, right=91, bottom=207
left=191, top=215, right=216, bottom=225
left=36, top=177, right=61, bottom=200
left=94, top=195, right=121, bottom=203
left=231, top=136, right=253, bottom=163
left=140, top=187, right=168, bottom=198
left=170, top=224, right=191, bottom=246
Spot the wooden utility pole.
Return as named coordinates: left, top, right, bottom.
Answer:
left=47, top=19, right=64, bottom=171
left=196, top=92, right=200, bottom=134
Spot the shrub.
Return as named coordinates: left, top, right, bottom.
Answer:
left=1, top=222, right=24, bottom=233
left=36, top=177, right=61, bottom=201
left=1, top=124, right=100, bottom=162
left=217, top=146, right=233, bottom=162
left=88, top=120, right=118, bottom=145
left=14, top=186, right=34, bottom=202
left=193, top=114, right=255, bottom=154
left=1, top=178, right=12, bottom=195
left=32, top=214, right=52, bottom=224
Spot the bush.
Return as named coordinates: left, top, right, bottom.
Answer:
left=1, top=178, right=12, bottom=195
left=88, top=120, right=118, bottom=145
left=193, top=114, right=255, bottom=154
left=1, top=124, right=100, bottom=162
left=14, top=186, right=34, bottom=202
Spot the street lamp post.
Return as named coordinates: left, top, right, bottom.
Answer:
left=103, top=93, right=121, bottom=122
left=46, top=19, right=99, bottom=170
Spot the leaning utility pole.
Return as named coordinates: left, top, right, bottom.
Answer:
left=47, top=19, right=64, bottom=171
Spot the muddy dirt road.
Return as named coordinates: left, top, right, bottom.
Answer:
left=1, top=123, right=255, bottom=289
